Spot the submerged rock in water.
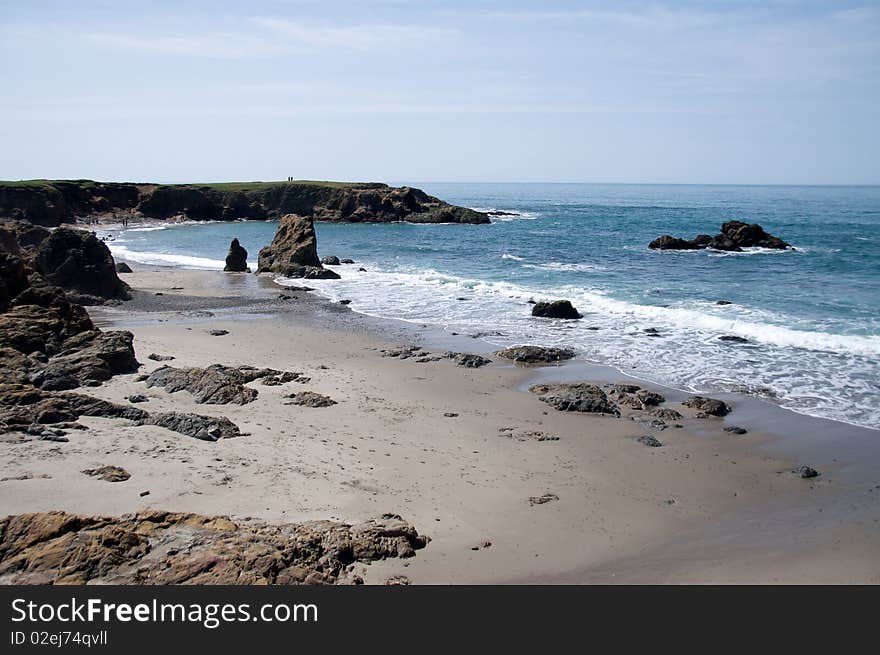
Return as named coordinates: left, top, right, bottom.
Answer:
left=649, top=221, right=792, bottom=252
left=531, top=300, right=582, bottom=319
left=0, top=510, right=428, bottom=584
left=530, top=383, right=619, bottom=416
left=494, top=345, right=576, bottom=364
left=223, top=238, right=249, bottom=272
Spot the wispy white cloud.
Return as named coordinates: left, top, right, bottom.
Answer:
left=249, top=16, right=456, bottom=51
left=81, top=16, right=457, bottom=59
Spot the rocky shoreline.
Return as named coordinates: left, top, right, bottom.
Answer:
left=0, top=179, right=489, bottom=227
left=1, top=207, right=877, bottom=583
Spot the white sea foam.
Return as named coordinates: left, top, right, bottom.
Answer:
left=523, top=262, right=608, bottom=273
left=472, top=207, right=539, bottom=222
left=107, top=244, right=245, bottom=270
left=501, top=253, right=524, bottom=261
left=277, top=262, right=880, bottom=429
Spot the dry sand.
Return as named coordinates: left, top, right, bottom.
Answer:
left=2, top=267, right=878, bottom=583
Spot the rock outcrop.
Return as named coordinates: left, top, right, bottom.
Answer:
left=285, top=391, right=337, bottom=408
left=0, top=221, right=130, bottom=305
left=444, top=352, right=492, bottom=368
left=682, top=395, right=731, bottom=417
left=223, top=238, right=248, bottom=272
left=257, top=214, right=340, bottom=279
left=531, top=300, right=582, bottom=319
left=0, top=283, right=137, bottom=391
left=650, top=221, right=792, bottom=252
left=494, top=346, right=576, bottom=364
left=0, top=180, right=489, bottom=227
left=145, top=364, right=300, bottom=405
left=0, top=384, right=244, bottom=441
left=530, top=383, right=620, bottom=416
left=0, top=510, right=428, bottom=584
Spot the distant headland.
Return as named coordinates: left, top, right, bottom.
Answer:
left=0, top=179, right=489, bottom=226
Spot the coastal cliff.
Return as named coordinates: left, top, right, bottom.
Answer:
left=0, top=180, right=489, bottom=226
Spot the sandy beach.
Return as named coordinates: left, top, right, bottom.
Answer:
left=2, top=264, right=877, bottom=584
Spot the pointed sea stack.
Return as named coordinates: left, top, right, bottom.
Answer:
left=257, top=214, right=340, bottom=279
left=223, top=238, right=249, bottom=272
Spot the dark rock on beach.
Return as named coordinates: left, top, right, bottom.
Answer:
left=285, top=391, right=337, bottom=408
left=257, top=214, right=340, bottom=279
left=1, top=221, right=130, bottom=305
left=223, top=238, right=249, bottom=272
left=494, top=345, right=576, bottom=364
left=792, top=465, right=820, bottom=479
left=530, top=383, right=620, bottom=416
left=144, top=364, right=294, bottom=405
left=0, top=383, right=244, bottom=441
left=724, top=426, right=748, bottom=435
left=115, top=262, right=132, bottom=273
left=528, top=493, right=559, bottom=506
left=636, top=435, right=663, bottom=447
left=0, top=510, right=428, bottom=584
left=141, top=412, right=241, bottom=441
left=683, top=395, right=731, bottom=417
left=445, top=352, right=492, bottom=368
left=652, top=408, right=683, bottom=421
left=607, top=384, right=665, bottom=410
left=82, top=465, right=130, bottom=482
left=531, top=300, right=582, bottom=319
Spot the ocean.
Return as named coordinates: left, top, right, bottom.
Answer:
left=103, top=183, right=880, bottom=430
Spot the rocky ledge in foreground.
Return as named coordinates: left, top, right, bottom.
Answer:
left=0, top=384, right=243, bottom=441
left=0, top=510, right=429, bottom=584
left=0, top=179, right=489, bottom=227
left=649, top=221, right=792, bottom=252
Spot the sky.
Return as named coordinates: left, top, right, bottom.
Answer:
left=1, top=0, right=879, bottom=184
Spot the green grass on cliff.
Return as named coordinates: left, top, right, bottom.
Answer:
left=0, top=179, right=387, bottom=191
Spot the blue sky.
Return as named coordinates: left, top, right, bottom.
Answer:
left=1, top=0, right=878, bottom=184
